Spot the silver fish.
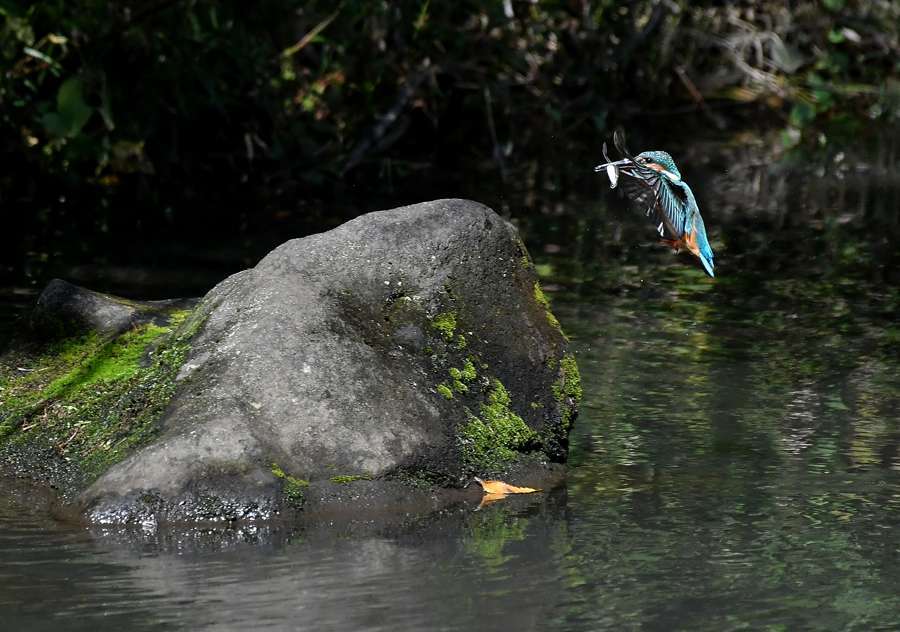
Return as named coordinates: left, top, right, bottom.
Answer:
left=601, top=142, right=619, bottom=189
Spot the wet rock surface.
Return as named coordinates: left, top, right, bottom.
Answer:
left=30, top=278, right=195, bottom=337
left=3, top=199, right=579, bottom=525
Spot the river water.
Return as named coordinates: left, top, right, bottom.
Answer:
left=2, top=132, right=899, bottom=630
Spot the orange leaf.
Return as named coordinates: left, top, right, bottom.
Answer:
left=473, top=477, right=541, bottom=495
left=477, top=493, right=508, bottom=509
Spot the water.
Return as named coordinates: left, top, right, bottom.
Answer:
left=2, top=132, right=899, bottom=630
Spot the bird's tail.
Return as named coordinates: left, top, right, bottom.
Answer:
left=693, top=219, right=715, bottom=278
left=698, top=250, right=715, bottom=277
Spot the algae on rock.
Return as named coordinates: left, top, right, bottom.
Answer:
left=553, top=353, right=583, bottom=429
left=533, top=281, right=565, bottom=336
left=430, top=311, right=457, bottom=341
left=0, top=304, right=203, bottom=489
left=271, top=463, right=310, bottom=508
left=458, top=379, right=539, bottom=471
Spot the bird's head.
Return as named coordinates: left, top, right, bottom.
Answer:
left=635, top=151, right=681, bottom=182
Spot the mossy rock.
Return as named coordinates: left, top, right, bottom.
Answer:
left=0, top=281, right=203, bottom=495
left=3, top=200, right=581, bottom=525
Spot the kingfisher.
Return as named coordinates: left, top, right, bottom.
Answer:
left=594, top=129, right=715, bottom=277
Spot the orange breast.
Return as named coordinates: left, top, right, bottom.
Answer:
left=683, top=229, right=701, bottom=258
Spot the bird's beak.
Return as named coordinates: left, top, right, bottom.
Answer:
left=595, top=140, right=632, bottom=173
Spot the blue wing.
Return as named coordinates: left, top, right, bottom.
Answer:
left=612, top=127, right=689, bottom=240
left=618, top=165, right=690, bottom=241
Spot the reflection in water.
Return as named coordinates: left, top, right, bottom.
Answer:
left=1, top=133, right=899, bottom=630
left=1, top=486, right=570, bottom=631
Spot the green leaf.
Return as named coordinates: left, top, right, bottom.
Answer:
left=40, top=111, right=68, bottom=138
left=813, top=89, right=835, bottom=111
left=806, top=73, right=827, bottom=89
left=789, top=101, right=816, bottom=127
left=5, top=14, right=33, bottom=42
left=821, top=0, right=845, bottom=11
left=44, top=77, right=93, bottom=138
left=0, top=0, right=25, bottom=17
left=414, top=0, right=430, bottom=32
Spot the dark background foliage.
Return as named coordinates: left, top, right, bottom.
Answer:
left=1, top=0, right=898, bottom=267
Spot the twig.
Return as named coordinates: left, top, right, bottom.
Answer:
left=57, top=427, right=80, bottom=449
left=674, top=66, right=726, bottom=129
left=281, top=7, right=342, bottom=58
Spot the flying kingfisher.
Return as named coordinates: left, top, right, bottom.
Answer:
left=594, top=130, right=715, bottom=277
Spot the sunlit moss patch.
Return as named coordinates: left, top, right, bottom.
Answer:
left=459, top=378, right=537, bottom=471
left=0, top=308, right=203, bottom=482
left=431, top=311, right=457, bottom=341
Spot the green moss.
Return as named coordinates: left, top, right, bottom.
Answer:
left=460, top=357, right=477, bottom=381
left=560, top=354, right=583, bottom=401
left=44, top=323, right=170, bottom=398
left=514, top=237, right=531, bottom=264
left=282, top=478, right=309, bottom=506
left=532, top=280, right=552, bottom=309
left=454, top=334, right=467, bottom=349
left=448, top=357, right=477, bottom=393
left=459, top=378, right=537, bottom=471
left=0, top=307, right=205, bottom=482
left=448, top=369, right=467, bottom=393
left=437, top=383, right=454, bottom=400
left=271, top=463, right=310, bottom=507
left=0, top=333, right=100, bottom=440
left=167, top=309, right=193, bottom=327
left=330, top=474, right=371, bottom=484
left=533, top=281, right=564, bottom=334
left=552, top=353, right=583, bottom=428
left=431, top=311, right=457, bottom=341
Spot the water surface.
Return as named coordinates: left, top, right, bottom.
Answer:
left=2, top=132, right=899, bottom=631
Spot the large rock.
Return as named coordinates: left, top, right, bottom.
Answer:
left=4, top=200, right=580, bottom=525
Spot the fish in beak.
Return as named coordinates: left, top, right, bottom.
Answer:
left=594, top=142, right=631, bottom=189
